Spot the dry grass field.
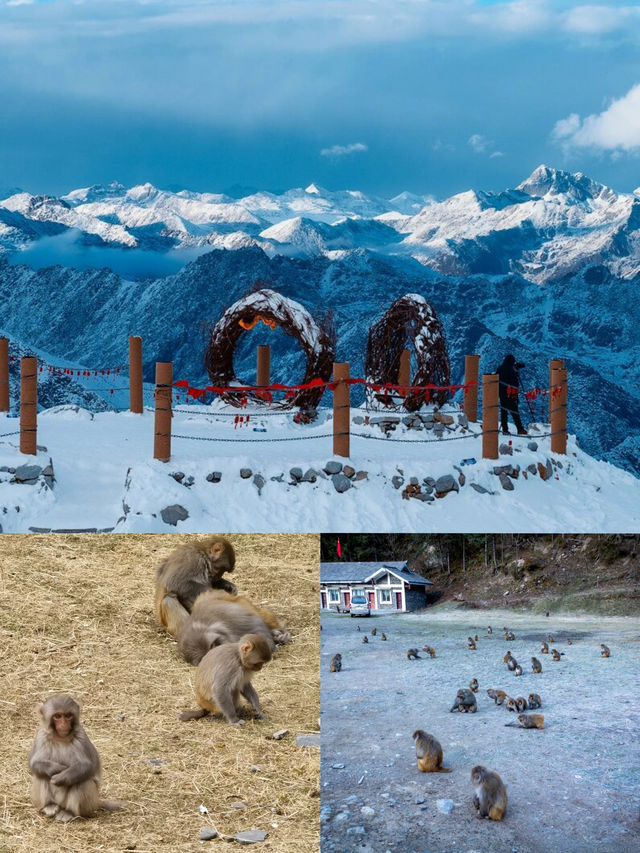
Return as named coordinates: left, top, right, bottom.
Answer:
left=0, top=533, right=320, bottom=853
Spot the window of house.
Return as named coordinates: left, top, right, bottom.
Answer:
left=329, top=589, right=340, bottom=602
left=379, top=589, right=391, bottom=603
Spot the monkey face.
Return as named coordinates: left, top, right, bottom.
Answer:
left=41, top=695, right=80, bottom=737
left=470, top=765, right=487, bottom=785
left=52, top=711, right=74, bottom=736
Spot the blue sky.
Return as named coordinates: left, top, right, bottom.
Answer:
left=1, top=0, right=640, bottom=198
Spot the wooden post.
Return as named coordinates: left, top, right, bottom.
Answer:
left=549, top=358, right=564, bottom=394
left=398, top=348, right=411, bottom=388
left=20, top=356, right=38, bottom=455
left=129, top=336, right=143, bottom=414
left=0, top=337, right=9, bottom=412
left=333, top=362, right=350, bottom=459
left=550, top=366, right=567, bottom=455
left=153, top=361, right=173, bottom=462
left=482, top=373, right=499, bottom=459
left=463, top=354, right=480, bottom=422
left=257, top=344, right=271, bottom=387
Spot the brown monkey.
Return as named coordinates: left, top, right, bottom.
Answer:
left=505, top=713, right=545, bottom=730
left=474, top=634, right=479, bottom=642
left=503, top=651, right=513, bottom=663
left=600, top=644, right=611, bottom=658
left=29, top=695, right=123, bottom=822
left=547, top=634, right=555, bottom=643
left=329, top=654, right=342, bottom=672
left=370, top=627, right=377, bottom=636
left=487, top=689, right=507, bottom=705
left=540, top=640, right=549, bottom=654
left=450, top=688, right=477, bottom=713
left=422, top=645, right=436, bottom=658
left=567, top=637, right=572, bottom=645
left=381, top=633, right=387, bottom=641
left=507, top=656, right=518, bottom=672
left=504, top=630, right=515, bottom=641
left=155, top=536, right=237, bottom=636
left=514, top=697, right=528, bottom=712
left=177, top=589, right=290, bottom=665
left=531, top=657, right=542, bottom=673
left=551, top=649, right=562, bottom=661
left=179, top=634, right=271, bottom=725
left=469, top=678, right=479, bottom=693
left=471, top=765, right=507, bottom=821
left=412, top=730, right=451, bottom=773
left=505, top=697, right=517, bottom=713
left=513, top=664, right=523, bottom=677
left=407, top=648, right=420, bottom=660
left=487, top=626, right=493, bottom=635
left=468, top=637, right=477, bottom=650
left=362, top=636, right=369, bottom=644
left=528, top=693, right=542, bottom=709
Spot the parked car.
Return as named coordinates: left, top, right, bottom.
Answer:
left=349, top=595, right=371, bottom=617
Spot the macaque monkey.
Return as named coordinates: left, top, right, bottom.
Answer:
left=531, top=657, right=542, bottom=673
left=528, top=693, right=542, bottom=710
left=412, top=730, right=451, bottom=773
left=503, top=651, right=513, bottom=663
left=362, top=635, right=369, bottom=644
left=329, top=654, right=342, bottom=672
left=468, top=637, right=477, bottom=650
left=356, top=625, right=361, bottom=631
left=487, top=626, right=493, bottom=635
left=513, top=664, right=523, bottom=677
left=504, top=630, right=515, bottom=641
left=469, top=678, right=479, bottom=693
left=179, top=634, right=271, bottom=725
left=567, top=637, right=573, bottom=645
left=450, top=688, right=477, bottom=713
left=514, top=697, right=527, bottom=712
left=407, top=648, right=420, bottom=660
left=551, top=649, right=562, bottom=661
left=505, top=697, right=517, bottom=713
left=155, top=536, right=237, bottom=636
left=507, top=656, right=518, bottom=672
left=422, top=645, right=436, bottom=658
left=370, top=627, right=377, bottom=636
left=470, top=765, right=507, bottom=821
left=29, top=695, right=123, bottom=822
left=487, top=689, right=507, bottom=705
left=547, top=634, right=555, bottom=643
left=474, top=634, right=479, bottom=642
left=177, top=589, right=290, bottom=665
left=381, top=633, right=387, bottom=641
left=505, top=714, right=545, bottom=730
left=540, top=640, right=549, bottom=654
left=600, top=644, right=611, bottom=658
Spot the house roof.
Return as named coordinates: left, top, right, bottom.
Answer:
left=320, top=561, right=433, bottom=586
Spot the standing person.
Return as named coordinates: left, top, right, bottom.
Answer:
left=497, top=354, right=527, bottom=436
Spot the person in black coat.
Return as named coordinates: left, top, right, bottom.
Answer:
left=497, top=354, right=527, bottom=435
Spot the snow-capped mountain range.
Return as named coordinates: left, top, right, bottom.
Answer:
left=2, top=165, right=640, bottom=284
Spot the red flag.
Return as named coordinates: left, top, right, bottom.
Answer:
left=337, top=538, right=342, bottom=558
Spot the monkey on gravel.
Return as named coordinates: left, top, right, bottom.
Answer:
left=507, top=656, right=518, bottom=672
left=504, top=630, right=515, bottom=641
left=381, top=633, right=387, bottom=641
left=155, top=536, right=237, bottom=637
left=528, top=693, right=542, bottom=709
left=178, top=590, right=290, bottom=666
left=506, top=696, right=527, bottom=712
left=450, top=688, right=477, bottom=713
left=412, top=730, right=451, bottom=773
left=362, top=636, right=369, bottom=644
left=407, top=648, right=420, bottom=660
left=503, top=651, right=513, bottom=663
left=531, top=657, right=542, bottom=673
left=470, top=765, right=507, bottom=821
left=469, top=678, right=479, bottom=693
left=513, top=664, right=523, bottom=677
left=505, top=713, right=545, bottom=730
left=551, top=649, right=563, bottom=661
left=179, top=634, right=271, bottom=725
left=540, top=640, right=549, bottom=654
left=329, top=654, right=342, bottom=672
left=567, top=637, right=573, bottom=645
left=370, top=627, right=377, bottom=636
left=487, top=689, right=507, bottom=705
left=548, top=634, right=555, bottom=643
left=600, top=644, right=611, bottom=658
left=468, top=637, right=477, bottom=650
left=29, top=695, right=124, bottom=822
left=487, top=626, right=493, bottom=634
left=356, top=625, right=360, bottom=631
left=422, top=645, right=436, bottom=658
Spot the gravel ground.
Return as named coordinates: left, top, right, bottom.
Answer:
left=320, top=609, right=640, bottom=853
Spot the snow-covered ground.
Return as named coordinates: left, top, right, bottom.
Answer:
left=320, top=609, right=640, bottom=853
left=1, top=403, right=639, bottom=533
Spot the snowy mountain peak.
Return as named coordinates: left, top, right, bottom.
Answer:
left=517, top=164, right=615, bottom=203
left=305, top=183, right=322, bottom=195
left=62, top=182, right=126, bottom=204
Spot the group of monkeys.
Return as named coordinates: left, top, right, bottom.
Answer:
left=28, top=537, right=291, bottom=824
left=329, top=620, right=615, bottom=823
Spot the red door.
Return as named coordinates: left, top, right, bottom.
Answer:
left=344, top=592, right=351, bottom=608
left=395, top=592, right=402, bottom=610
left=368, top=592, right=375, bottom=609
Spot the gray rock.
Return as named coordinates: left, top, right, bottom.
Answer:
left=296, top=733, right=320, bottom=748
left=343, top=465, right=356, bottom=478
left=527, top=464, right=537, bottom=475
left=423, top=420, right=434, bottom=430
left=370, top=415, right=401, bottom=425
left=352, top=415, right=365, bottom=425
left=555, top=459, right=563, bottom=469
left=493, top=464, right=514, bottom=476
left=528, top=441, right=539, bottom=451
left=424, top=476, right=436, bottom=487
left=433, top=422, right=444, bottom=436
left=240, top=468, right=252, bottom=479
left=471, top=483, right=491, bottom=494
left=391, top=475, right=404, bottom=489
left=324, top=461, right=343, bottom=475
left=435, top=474, right=459, bottom=496
left=253, top=474, right=266, bottom=496
left=499, top=473, right=515, bottom=491
left=422, top=483, right=434, bottom=495
left=458, top=412, right=469, bottom=428
left=300, top=468, right=316, bottom=483
left=332, top=474, right=352, bottom=493
left=28, top=526, right=51, bottom=533
left=354, top=470, right=368, bottom=481
left=499, top=443, right=513, bottom=455
left=200, top=828, right=219, bottom=841
left=0, top=466, right=15, bottom=473
left=545, top=458, right=553, bottom=479
left=160, top=504, right=189, bottom=526
left=346, top=826, right=365, bottom=836
left=13, top=464, right=42, bottom=484
left=289, top=467, right=303, bottom=481
left=417, top=493, right=435, bottom=502
left=331, top=763, right=346, bottom=769
left=436, top=799, right=454, bottom=814
left=231, top=802, right=247, bottom=809
left=416, top=796, right=425, bottom=805
left=170, top=471, right=185, bottom=482
left=409, top=476, right=419, bottom=486
left=42, top=459, right=55, bottom=488
left=458, top=472, right=466, bottom=487
left=270, top=473, right=284, bottom=483
left=206, top=471, right=222, bottom=483
left=184, top=476, right=195, bottom=487
left=268, top=729, right=289, bottom=741
left=360, top=806, right=375, bottom=818
left=235, top=829, right=268, bottom=844
left=334, top=812, right=349, bottom=822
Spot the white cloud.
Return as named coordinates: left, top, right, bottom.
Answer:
left=320, top=142, right=368, bottom=158
left=469, top=134, right=504, bottom=158
left=552, top=83, right=640, bottom=152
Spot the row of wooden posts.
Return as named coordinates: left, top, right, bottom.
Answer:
left=0, top=337, right=567, bottom=463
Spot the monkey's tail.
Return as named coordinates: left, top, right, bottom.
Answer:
left=99, top=799, right=126, bottom=811
left=436, top=766, right=452, bottom=773
left=504, top=722, right=520, bottom=727
left=488, top=806, right=504, bottom=821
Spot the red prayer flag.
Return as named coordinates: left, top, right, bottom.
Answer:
left=337, top=538, right=342, bottom=558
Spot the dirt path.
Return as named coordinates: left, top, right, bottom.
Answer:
left=321, top=609, right=640, bottom=853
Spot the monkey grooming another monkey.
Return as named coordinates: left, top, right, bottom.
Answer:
left=528, top=693, right=542, bottom=709
left=155, top=536, right=237, bottom=636
left=329, top=654, right=342, bottom=672
left=505, top=713, right=545, bottom=730
left=531, top=657, right=542, bottom=673
left=600, top=644, right=611, bottom=658
left=407, top=648, right=420, bottom=660
left=487, top=689, right=507, bottom=705
left=179, top=634, right=271, bottom=725
left=29, top=695, right=124, bottom=822
left=422, top=645, right=436, bottom=657
left=514, top=697, right=528, bottom=712
left=450, top=688, right=477, bottom=713
left=471, top=765, right=507, bottom=821
left=504, top=630, right=515, bottom=641
left=469, top=678, right=479, bottom=693
left=178, top=589, right=290, bottom=665
left=412, top=730, right=451, bottom=773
